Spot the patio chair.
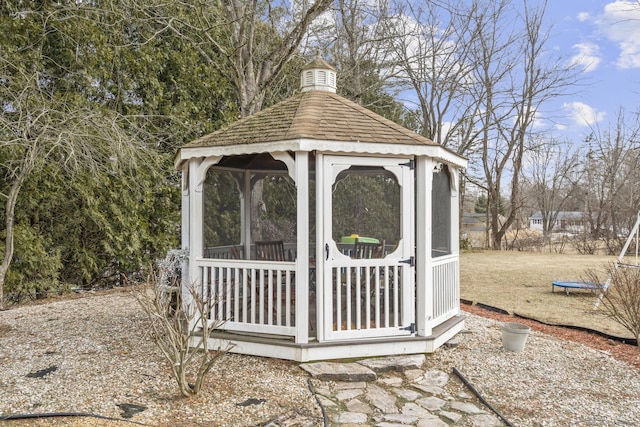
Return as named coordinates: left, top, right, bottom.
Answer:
left=347, top=239, right=384, bottom=312
left=254, top=240, right=295, bottom=321
left=352, top=239, right=382, bottom=259
left=231, top=245, right=242, bottom=260
left=255, top=240, right=287, bottom=261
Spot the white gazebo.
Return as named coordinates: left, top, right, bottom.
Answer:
left=174, top=58, right=468, bottom=362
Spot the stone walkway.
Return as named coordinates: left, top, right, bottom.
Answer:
left=300, top=353, right=505, bottom=427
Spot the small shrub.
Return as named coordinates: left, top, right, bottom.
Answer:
left=570, top=233, right=599, bottom=255
left=585, top=263, right=640, bottom=348
left=603, top=237, right=629, bottom=257
left=460, top=236, right=471, bottom=251
left=133, top=257, right=232, bottom=397
left=549, top=234, right=569, bottom=254
left=504, top=229, right=544, bottom=252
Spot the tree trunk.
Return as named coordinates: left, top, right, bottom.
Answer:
left=0, top=154, right=31, bottom=310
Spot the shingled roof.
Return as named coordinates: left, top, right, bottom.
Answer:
left=183, top=90, right=438, bottom=149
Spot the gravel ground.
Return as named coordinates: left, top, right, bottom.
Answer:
left=0, top=289, right=321, bottom=427
left=431, top=315, right=640, bottom=426
left=1, top=288, right=639, bottom=426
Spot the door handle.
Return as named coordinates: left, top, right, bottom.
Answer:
left=399, top=256, right=415, bottom=267
left=325, top=243, right=330, bottom=260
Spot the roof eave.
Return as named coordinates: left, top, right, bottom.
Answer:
left=175, top=139, right=467, bottom=169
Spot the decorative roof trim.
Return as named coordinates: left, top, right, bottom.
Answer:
left=175, top=139, right=467, bottom=169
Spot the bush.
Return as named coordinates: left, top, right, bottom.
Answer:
left=585, top=263, right=640, bottom=347
left=460, top=236, right=471, bottom=251
left=2, top=225, right=64, bottom=304
left=603, top=237, right=629, bottom=257
left=132, top=258, right=232, bottom=397
left=570, top=233, right=600, bottom=255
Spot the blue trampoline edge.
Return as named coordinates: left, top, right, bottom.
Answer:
left=552, top=280, right=602, bottom=295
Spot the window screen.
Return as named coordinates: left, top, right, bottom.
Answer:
left=432, top=164, right=451, bottom=257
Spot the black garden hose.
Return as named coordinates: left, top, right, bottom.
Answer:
left=0, top=412, right=148, bottom=425
left=307, top=378, right=329, bottom=427
left=453, top=367, right=515, bottom=427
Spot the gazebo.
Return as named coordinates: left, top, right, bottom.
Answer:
left=174, top=58, right=468, bottom=362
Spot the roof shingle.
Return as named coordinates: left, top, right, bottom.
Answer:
left=183, top=90, right=438, bottom=149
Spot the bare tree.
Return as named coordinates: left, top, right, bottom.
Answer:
left=132, top=0, right=334, bottom=117
left=384, top=1, right=578, bottom=249
left=523, top=137, right=582, bottom=237
left=582, top=110, right=640, bottom=243
left=0, top=56, right=152, bottom=309
left=384, top=0, right=481, bottom=155
left=323, top=0, right=395, bottom=108
left=470, top=0, right=577, bottom=249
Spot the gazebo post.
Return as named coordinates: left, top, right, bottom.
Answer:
left=294, top=151, right=309, bottom=343
left=314, top=152, right=325, bottom=341
left=181, top=162, right=190, bottom=263
left=416, top=156, right=434, bottom=337
left=242, top=170, right=251, bottom=259
left=182, top=158, right=204, bottom=317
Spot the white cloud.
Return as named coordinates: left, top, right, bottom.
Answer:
left=577, top=12, right=591, bottom=22
left=596, top=1, right=640, bottom=69
left=570, top=42, right=602, bottom=72
left=562, top=101, right=606, bottom=127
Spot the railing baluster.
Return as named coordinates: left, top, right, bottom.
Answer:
left=276, top=270, right=282, bottom=326
left=233, top=267, right=239, bottom=321
left=393, top=265, right=399, bottom=327
left=383, top=265, right=389, bottom=328
left=202, top=266, right=211, bottom=320
left=355, top=266, right=362, bottom=330
left=267, top=269, right=274, bottom=325
left=373, top=267, right=378, bottom=327
left=229, top=268, right=234, bottom=320
left=336, top=268, right=352, bottom=331
left=259, top=269, right=265, bottom=325
left=215, top=267, right=223, bottom=321
left=240, top=268, right=247, bottom=323
left=285, top=271, right=291, bottom=327
left=250, top=268, right=257, bottom=324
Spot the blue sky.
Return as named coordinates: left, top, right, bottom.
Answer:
left=543, top=1, right=640, bottom=140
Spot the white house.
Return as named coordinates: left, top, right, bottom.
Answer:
left=174, top=57, right=468, bottom=362
left=529, top=211, right=585, bottom=234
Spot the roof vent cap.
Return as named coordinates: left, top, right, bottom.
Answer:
left=301, top=55, right=337, bottom=93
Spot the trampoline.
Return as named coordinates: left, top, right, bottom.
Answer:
left=552, top=281, right=602, bottom=295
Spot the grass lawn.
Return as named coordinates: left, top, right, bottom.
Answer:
left=460, top=250, right=634, bottom=339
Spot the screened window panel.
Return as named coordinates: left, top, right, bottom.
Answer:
left=432, top=165, right=451, bottom=257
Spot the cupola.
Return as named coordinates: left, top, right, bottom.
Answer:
left=300, top=56, right=337, bottom=93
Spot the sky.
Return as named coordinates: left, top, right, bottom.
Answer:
left=543, top=1, right=640, bottom=141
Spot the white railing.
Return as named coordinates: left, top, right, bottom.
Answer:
left=196, top=258, right=296, bottom=337
left=432, top=255, right=459, bottom=323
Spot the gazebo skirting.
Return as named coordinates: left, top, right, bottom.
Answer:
left=194, top=315, right=464, bottom=362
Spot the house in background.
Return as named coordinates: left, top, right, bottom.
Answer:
left=529, top=211, right=586, bottom=234
left=174, top=57, right=468, bottom=362
left=461, top=212, right=509, bottom=248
